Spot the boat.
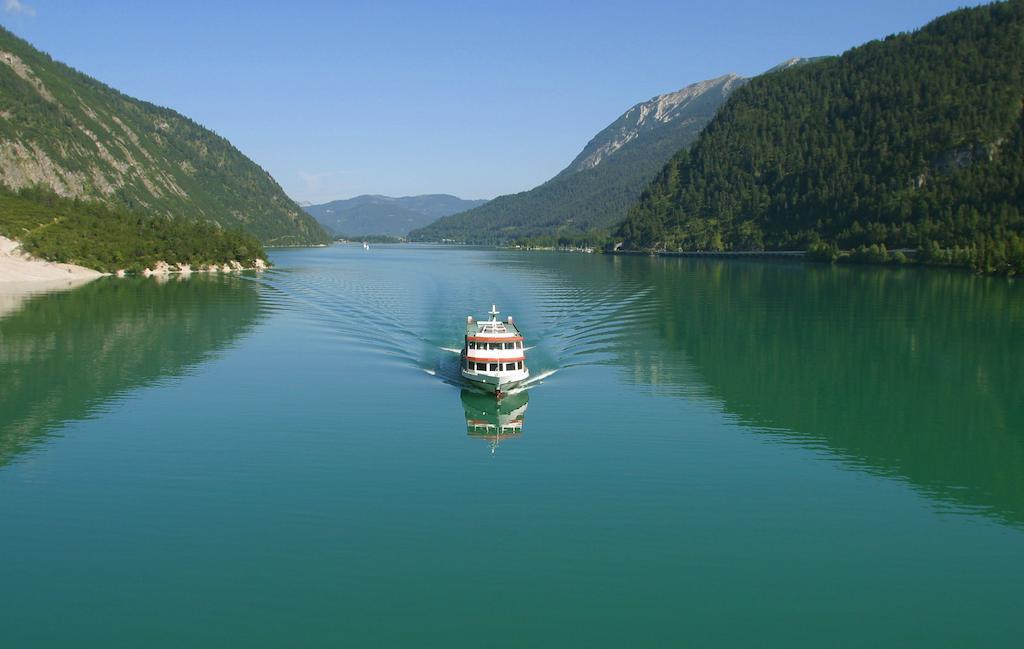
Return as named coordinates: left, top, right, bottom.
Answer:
left=460, top=304, right=529, bottom=397
left=362, top=241, right=369, bottom=251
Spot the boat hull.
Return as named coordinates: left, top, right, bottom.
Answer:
left=461, top=368, right=530, bottom=393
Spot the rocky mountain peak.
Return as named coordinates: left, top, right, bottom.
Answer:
left=562, top=73, right=745, bottom=174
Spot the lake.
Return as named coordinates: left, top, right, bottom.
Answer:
left=2, top=244, right=1023, bottom=647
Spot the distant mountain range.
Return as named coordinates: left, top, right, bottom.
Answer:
left=305, top=194, right=487, bottom=237
left=0, top=26, right=328, bottom=246
left=408, top=69, right=789, bottom=244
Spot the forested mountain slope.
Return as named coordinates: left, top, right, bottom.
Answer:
left=617, top=1, right=1024, bottom=272
left=0, top=26, right=328, bottom=245
left=409, top=74, right=748, bottom=244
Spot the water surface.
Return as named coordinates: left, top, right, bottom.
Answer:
left=1, top=245, right=1022, bottom=647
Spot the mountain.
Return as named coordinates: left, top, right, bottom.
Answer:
left=408, top=72, right=752, bottom=244
left=617, top=1, right=1024, bottom=274
left=305, top=194, right=487, bottom=237
left=0, top=26, right=329, bottom=246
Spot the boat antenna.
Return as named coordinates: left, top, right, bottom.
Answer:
left=489, top=304, right=499, bottom=321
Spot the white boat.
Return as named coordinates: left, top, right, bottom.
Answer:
left=460, top=305, right=529, bottom=396
left=362, top=241, right=369, bottom=251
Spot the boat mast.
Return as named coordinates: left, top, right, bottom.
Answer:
left=489, top=304, right=499, bottom=321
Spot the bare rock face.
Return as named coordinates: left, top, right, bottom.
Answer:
left=143, top=261, right=171, bottom=277
left=934, top=140, right=1002, bottom=173
left=564, top=74, right=746, bottom=174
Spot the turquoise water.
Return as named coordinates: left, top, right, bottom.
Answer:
left=1, top=245, right=1023, bottom=647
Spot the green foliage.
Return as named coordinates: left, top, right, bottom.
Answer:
left=616, top=1, right=1024, bottom=275
left=918, top=234, right=1024, bottom=275
left=0, top=187, right=267, bottom=272
left=807, top=241, right=841, bottom=263
left=849, top=243, right=892, bottom=265
left=0, top=26, right=329, bottom=246
left=512, top=229, right=610, bottom=250
left=336, top=233, right=405, bottom=244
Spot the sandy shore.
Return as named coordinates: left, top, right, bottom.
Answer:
left=0, top=236, right=104, bottom=318
left=0, top=235, right=104, bottom=283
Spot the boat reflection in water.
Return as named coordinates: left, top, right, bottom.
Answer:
left=460, top=388, right=529, bottom=453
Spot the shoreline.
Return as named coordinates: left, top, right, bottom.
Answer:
left=0, top=235, right=106, bottom=284
left=0, top=235, right=269, bottom=286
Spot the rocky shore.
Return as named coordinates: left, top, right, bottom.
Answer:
left=139, top=258, right=268, bottom=278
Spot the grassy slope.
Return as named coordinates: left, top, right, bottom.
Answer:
left=0, top=26, right=329, bottom=245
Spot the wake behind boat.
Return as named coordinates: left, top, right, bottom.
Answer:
left=461, top=305, right=529, bottom=397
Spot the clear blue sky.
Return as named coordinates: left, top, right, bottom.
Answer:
left=1, top=0, right=985, bottom=202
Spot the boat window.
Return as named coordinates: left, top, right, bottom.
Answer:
left=504, top=342, right=513, bottom=349
left=505, top=363, right=516, bottom=371
left=476, top=362, right=486, bottom=371
left=490, top=343, right=501, bottom=350
left=489, top=363, right=499, bottom=371
left=468, top=341, right=475, bottom=350
left=515, top=341, right=522, bottom=349
left=517, top=361, right=523, bottom=369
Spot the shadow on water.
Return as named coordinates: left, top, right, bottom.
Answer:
left=0, top=274, right=263, bottom=468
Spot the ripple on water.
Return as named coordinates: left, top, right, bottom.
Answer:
left=258, top=246, right=664, bottom=393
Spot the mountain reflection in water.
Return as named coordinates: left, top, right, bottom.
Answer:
left=0, top=275, right=263, bottom=467
left=475, top=250, right=1024, bottom=525
left=593, top=255, right=1024, bottom=526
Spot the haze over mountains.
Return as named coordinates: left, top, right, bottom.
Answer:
left=0, top=26, right=328, bottom=247
left=305, top=194, right=486, bottom=237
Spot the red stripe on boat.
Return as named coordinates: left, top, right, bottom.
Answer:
left=467, top=336, right=523, bottom=343
left=465, top=356, right=526, bottom=363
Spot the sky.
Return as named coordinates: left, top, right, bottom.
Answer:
left=1, top=0, right=987, bottom=203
